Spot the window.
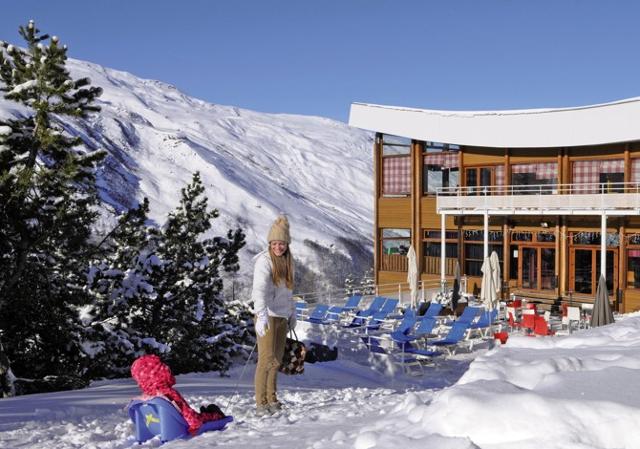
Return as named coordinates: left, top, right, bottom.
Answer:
left=628, top=234, right=640, bottom=289
left=572, top=159, right=624, bottom=193
left=465, top=165, right=504, bottom=195
left=380, top=228, right=410, bottom=272
left=423, top=150, right=459, bottom=195
left=511, top=162, right=558, bottom=194
left=423, top=230, right=459, bottom=275
left=570, top=232, right=619, bottom=247
left=381, top=134, right=411, bottom=196
left=462, top=230, right=503, bottom=276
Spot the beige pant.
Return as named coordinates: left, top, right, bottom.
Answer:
left=254, top=316, right=288, bottom=406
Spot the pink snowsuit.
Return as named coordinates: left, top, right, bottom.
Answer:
left=130, top=354, right=224, bottom=434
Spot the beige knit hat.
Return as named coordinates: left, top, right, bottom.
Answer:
left=267, top=215, right=291, bottom=243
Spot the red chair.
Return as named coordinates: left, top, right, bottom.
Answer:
left=508, top=312, right=522, bottom=332
left=521, top=313, right=536, bottom=334
left=533, top=315, right=555, bottom=336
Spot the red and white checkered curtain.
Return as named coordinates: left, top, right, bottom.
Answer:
left=573, top=159, right=624, bottom=184
left=495, top=165, right=505, bottom=186
left=512, top=162, right=558, bottom=180
left=600, top=159, right=624, bottom=174
left=631, top=159, right=640, bottom=182
left=383, top=156, right=410, bottom=195
left=423, top=152, right=459, bottom=168
left=572, top=160, right=599, bottom=185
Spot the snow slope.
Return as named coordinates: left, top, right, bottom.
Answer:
left=0, top=58, right=374, bottom=288
left=2, top=315, right=640, bottom=449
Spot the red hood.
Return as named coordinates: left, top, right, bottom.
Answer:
left=130, top=354, right=176, bottom=395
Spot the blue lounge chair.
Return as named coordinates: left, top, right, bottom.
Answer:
left=295, top=302, right=308, bottom=319
left=342, top=296, right=387, bottom=327
left=128, top=397, right=233, bottom=444
left=391, top=316, right=437, bottom=343
left=422, top=302, right=443, bottom=319
left=331, top=295, right=363, bottom=314
left=359, top=296, right=387, bottom=317
left=469, top=309, right=499, bottom=337
left=361, top=332, right=440, bottom=376
left=304, top=304, right=330, bottom=323
left=427, top=321, right=472, bottom=355
left=442, top=306, right=483, bottom=326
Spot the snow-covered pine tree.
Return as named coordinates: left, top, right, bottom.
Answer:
left=0, top=21, right=104, bottom=393
left=146, top=172, right=246, bottom=374
left=359, top=268, right=376, bottom=295
left=83, top=198, right=164, bottom=378
left=344, top=272, right=357, bottom=295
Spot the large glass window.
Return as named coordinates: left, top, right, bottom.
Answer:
left=423, top=230, right=459, bottom=275
left=382, top=134, right=411, bottom=196
left=572, top=159, right=624, bottom=194
left=423, top=151, right=459, bottom=195
left=462, top=229, right=503, bottom=277
left=627, top=234, right=640, bottom=289
left=380, top=228, right=410, bottom=272
left=511, top=162, right=558, bottom=194
left=465, top=165, right=504, bottom=195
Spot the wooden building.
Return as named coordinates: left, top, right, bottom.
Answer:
left=348, top=98, right=640, bottom=312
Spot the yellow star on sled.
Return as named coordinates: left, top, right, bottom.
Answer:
left=145, top=413, right=160, bottom=426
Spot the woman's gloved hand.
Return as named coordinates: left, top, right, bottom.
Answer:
left=256, top=312, right=269, bottom=337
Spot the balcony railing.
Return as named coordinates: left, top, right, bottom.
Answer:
left=436, top=182, right=639, bottom=196
left=436, top=182, right=640, bottom=215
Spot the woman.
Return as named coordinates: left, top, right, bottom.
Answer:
left=251, top=215, right=296, bottom=416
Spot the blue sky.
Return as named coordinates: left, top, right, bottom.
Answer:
left=2, top=1, right=640, bottom=122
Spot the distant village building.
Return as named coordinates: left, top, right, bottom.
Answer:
left=349, top=97, right=640, bottom=312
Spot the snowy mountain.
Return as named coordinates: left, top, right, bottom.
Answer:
left=0, top=58, right=374, bottom=291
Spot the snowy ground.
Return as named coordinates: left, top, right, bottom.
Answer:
left=2, top=314, right=640, bottom=449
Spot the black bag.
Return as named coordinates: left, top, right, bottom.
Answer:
left=304, top=342, right=338, bottom=364
left=279, top=330, right=306, bottom=375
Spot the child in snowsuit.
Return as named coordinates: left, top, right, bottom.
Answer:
left=130, top=354, right=225, bottom=434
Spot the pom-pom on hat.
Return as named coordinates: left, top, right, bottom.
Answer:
left=268, top=215, right=291, bottom=243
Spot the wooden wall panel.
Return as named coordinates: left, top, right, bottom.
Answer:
left=624, top=289, right=640, bottom=313
left=377, top=197, right=412, bottom=228
left=420, top=197, right=455, bottom=228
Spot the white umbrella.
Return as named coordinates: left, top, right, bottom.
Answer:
left=407, top=244, right=418, bottom=309
left=480, top=251, right=501, bottom=312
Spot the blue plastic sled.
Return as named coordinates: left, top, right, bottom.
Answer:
left=128, top=397, right=233, bottom=444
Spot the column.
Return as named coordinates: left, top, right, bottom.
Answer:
left=441, top=212, right=446, bottom=285
left=601, top=213, right=607, bottom=278
left=483, top=211, right=489, bottom=259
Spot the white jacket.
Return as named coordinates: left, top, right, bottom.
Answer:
left=251, top=250, right=295, bottom=319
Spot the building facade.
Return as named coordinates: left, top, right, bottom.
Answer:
left=349, top=98, right=640, bottom=312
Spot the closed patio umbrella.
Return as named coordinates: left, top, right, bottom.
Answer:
left=480, top=251, right=501, bottom=312
left=591, top=274, right=614, bottom=327
left=407, top=244, right=419, bottom=309
left=451, top=260, right=461, bottom=311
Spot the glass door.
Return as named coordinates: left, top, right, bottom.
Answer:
left=465, top=166, right=495, bottom=195
left=517, top=246, right=556, bottom=291
left=573, top=249, right=593, bottom=294
left=570, top=248, right=618, bottom=295
left=521, top=247, right=538, bottom=289
left=595, top=250, right=616, bottom=294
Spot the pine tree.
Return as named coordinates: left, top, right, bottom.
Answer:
left=0, top=21, right=104, bottom=392
left=86, top=173, right=248, bottom=377
left=151, top=172, right=246, bottom=374
left=83, top=198, right=163, bottom=377
left=359, top=268, right=376, bottom=295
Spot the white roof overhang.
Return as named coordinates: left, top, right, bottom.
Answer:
left=348, top=97, right=640, bottom=148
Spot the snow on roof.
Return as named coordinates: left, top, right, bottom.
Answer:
left=349, top=97, right=640, bottom=148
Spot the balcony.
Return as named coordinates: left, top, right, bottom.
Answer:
left=436, top=182, right=640, bottom=216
